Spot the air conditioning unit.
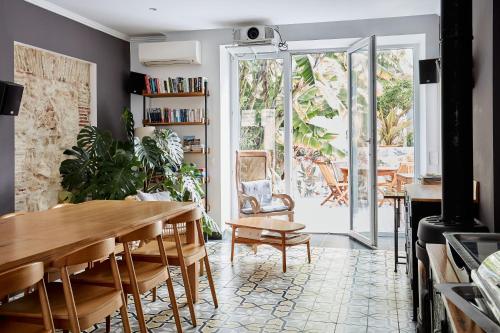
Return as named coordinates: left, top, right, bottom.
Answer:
left=138, top=41, right=201, bottom=66
left=233, top=26, right=278, bottom=46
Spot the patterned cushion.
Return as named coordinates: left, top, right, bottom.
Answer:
left=241, top=204, right=289, bottom=215
left=137, top=190, right=172, bottom=201
left=241, top=180, right=273, bottom=208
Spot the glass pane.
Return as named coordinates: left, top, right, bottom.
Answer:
left=238, top=59, right=285, bottom=192
left=291, top=53, right=349, bottom=232
left=350, top=45, right=373, bottom=240
left=376, top=48, right=415, bottom=241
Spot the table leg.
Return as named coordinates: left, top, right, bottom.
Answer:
left=281, top=233, right=286, bottom=273
left=231, top=226, right=236, bottom=263
left=187, top=261, right=199, bottom=303
left=394, top=198, right=398, bottom=273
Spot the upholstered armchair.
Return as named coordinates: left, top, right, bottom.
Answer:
left=235, top=150, right=295, bottom=221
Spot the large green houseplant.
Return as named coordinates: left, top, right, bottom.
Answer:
left=59, top=108, right=219, bottom=235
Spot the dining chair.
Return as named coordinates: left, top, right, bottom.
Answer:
left=132, top=208, right=218, bottom=327
left=0, top=238, right=131, bottom=333
left=72, top=221, right=183, bottom=333
left=0, top=262, right=55, bottom=332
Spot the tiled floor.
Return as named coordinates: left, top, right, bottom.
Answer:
left=87, top=241, right=415, bottom=332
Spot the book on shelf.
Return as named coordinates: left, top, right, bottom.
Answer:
left=146, top=107, right=204, bottom=123
left=144, top=75, right=208, bottom=94
left=182, top=136, right=205, bottom=152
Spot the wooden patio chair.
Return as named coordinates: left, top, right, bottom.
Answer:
left=315, top=160, right=349, bottom=206
left=236, top=150, right=294, bottom=221
left=390, top=161, right=414, bottom=191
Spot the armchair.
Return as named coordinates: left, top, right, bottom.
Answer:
left=236, top=150, right=294, bottom=221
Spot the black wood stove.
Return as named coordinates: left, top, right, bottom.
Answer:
left=415, top=0, right=488, bottom=332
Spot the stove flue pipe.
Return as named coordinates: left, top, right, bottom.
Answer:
left=440, top=0, right=474, bottom=225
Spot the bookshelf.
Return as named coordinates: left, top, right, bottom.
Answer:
left=142, top=81, right=210, bottom=212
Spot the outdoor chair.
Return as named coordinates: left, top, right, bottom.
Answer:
left=315, top=160, right=349, bottom=206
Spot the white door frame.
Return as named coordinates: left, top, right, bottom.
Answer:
left=229, top=39, right=422, bottom=225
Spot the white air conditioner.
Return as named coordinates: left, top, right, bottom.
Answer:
left=234, top=26, right=278, bottom=46
left=138, top=41, right=201, bottom=66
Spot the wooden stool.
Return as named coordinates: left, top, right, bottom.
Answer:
left=132, top=208, right=218, bottom=327
left=72, top=221, right=182, bottom=333
left=0, top=238, right=131, bottom=333
left=0, top=262, right=55, bottom=332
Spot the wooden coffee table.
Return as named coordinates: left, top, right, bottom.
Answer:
left=226, top=217, right=311, bottom=272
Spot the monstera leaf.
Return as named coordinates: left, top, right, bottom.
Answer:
left=77, top=126, right=113, bottom=158
left=89, top=149, right=144, bottom=200
left=59, top=146, right=96, bottom=201
left=153, top=129, right=183, bottom=168
left=134, top=136, right=165, bottom=171
left=122, top=107, right=135, bottom=146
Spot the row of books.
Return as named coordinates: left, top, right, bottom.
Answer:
left=144, top=75, right=208, bottom=94
left=146, top=108, right=204, bottom=124
left=183, top=136, right=205, bottom=152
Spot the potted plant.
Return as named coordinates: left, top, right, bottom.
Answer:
left=59, top=108, right=219, bottom=236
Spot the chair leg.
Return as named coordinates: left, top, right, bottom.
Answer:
left=173, top=224, right=197, bottom=327
left=321, top=191, right=335, bottom=206
left=281, top=234, right=287, bottom=273
left=306, top=241, right=311, bottom=264
left=106, top=315, right=111, bottom=333
left=203, top=255, right=219, bottom=308
left=165, top=274, right=183, bottom=333
left=109, top=253, right=132, bottom=333
left=199, top=259, right=205, bottom=276
left=123, top=244, right=148, bottom=333
left=195, top=219, right=218, bottom=308
left=252, top=244, right=258, bottom=254
left=151, top=286, right=157, bottom=302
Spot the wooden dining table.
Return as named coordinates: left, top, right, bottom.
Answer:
left=0, top=200, right=202, bottom=301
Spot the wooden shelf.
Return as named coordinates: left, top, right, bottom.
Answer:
left=143, top=120, right=207, bottom=126
left=142, top=92, right=207, bottom=98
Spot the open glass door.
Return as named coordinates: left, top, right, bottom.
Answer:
left=348, top=36, right=378, bottom=247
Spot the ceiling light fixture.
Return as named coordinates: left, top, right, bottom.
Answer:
left=149, top=7, right=157, bottom=11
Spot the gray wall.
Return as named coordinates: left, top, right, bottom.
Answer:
left=472, top=0, right=500, bottom=232
left=0, top=0, right=130, bottom=214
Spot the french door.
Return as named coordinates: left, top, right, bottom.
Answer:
left=348, top=36, right=378, bottom=247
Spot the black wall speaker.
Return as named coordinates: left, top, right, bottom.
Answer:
left=0, top=81, right=24, bottom=116
left=419, top=59, right=440, bottom=84
left=128, top=71, right=146, bottom=95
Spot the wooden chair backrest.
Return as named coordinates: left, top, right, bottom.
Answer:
left=0, top=211, right=27, bottom=219
left=118, top=221, right=163, bottom=243
left=168, top=208, right=203, bottom=225
left=0, top=262, right=44, bottom=298
left=52, top=238, right=116, bottom=268
left=50, top=203, right=75, bottom=209
left=235, top=150, right=269, bottom=191
left=316, top=161, right=338, bottom=186
left=397, top=162, right=414, bottom=174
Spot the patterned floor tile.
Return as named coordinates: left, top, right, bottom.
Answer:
left=81, top=242, right=414, bottom=332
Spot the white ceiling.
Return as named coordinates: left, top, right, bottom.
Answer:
left=28, top=0, right=439, bottom=38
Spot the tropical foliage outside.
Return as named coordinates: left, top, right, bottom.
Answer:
left=238, top=49, right=414, bottom=197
